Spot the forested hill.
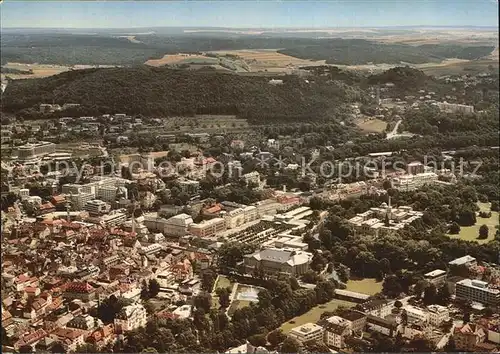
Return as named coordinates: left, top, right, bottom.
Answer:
left=2, top=66, right=364, bottom=122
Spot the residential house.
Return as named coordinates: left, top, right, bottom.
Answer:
left=453, top=323, right=486, bottom=351
left=114, top=304, right=147, bottom=333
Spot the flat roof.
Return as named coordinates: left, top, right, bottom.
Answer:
left=424, top=269, right=447, bottom=278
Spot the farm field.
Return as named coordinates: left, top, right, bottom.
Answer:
left=447, top=202, right=499, bottom=244
left=145, top=54, right=217, bottom=66
left=2, top=62, right=72, bottom=79
left=356, top=118, right=388, bottom=133
left=345, top=278, right=383, bottom=295
left=280, top=299, right=356, bottom=333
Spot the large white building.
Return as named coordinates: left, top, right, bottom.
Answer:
left=436, top=102, right=474, bottom=115
left=15, top=141, right=56, bottom=161
left=348, top=202, right=423, bottom=237
left=392, top=172, right=439, bottom=191
left=288, top=323, right=325, bottom=344
left=163, top=213, right=194, bottom=237
left=427, top=305, right=450, bottom=326
left=84, top=199, right=111, bottom=216
left=114, top=304, right=147, bottom=333
left=243, top=247, right=313, bottom=277
left=455, top=279, right=500, bottom=307
left=189, top=218, right=226, bottom=238
left=404, top=305, right=429, bottom=324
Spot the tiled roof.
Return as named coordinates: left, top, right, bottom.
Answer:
left=65, top=282, right=95, bottom=294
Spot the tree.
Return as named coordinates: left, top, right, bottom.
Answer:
left=193, top=292, right=212, bottom=313
left=478, top=224, right=489, bottom=239
left=382, top=275, right=403, bottom=298
left=491, top=201, right=499, bottom=212
left=449, top=222, right=461, bottom=234
left=200, top=269, right=217, bottom=291
left=51, top=342, right=66, bottom=353
left=257, top=289, right=273, bottom=308
left=302, top=270, right=321, bottom=284
left=267, top=329, right=287, bottom=348
left=216, top=287, right=231, bottom=309
left=423, top=283, right=437, bottom=305
left=463, top=312, right=471, bottom=323
left=281, top=337, right=300, bottom=354
left=484, top=307, right=494, bottom=318
left=413, top=279, right=428, bottom=298
left=394, top=300, right=403, bottom=308
left=436, top=284, right=451, bottom=306
left=148, top=279, right=160, bottom=298
left=248, top=333, right=267, bottom=347
left=19, top=345, right=34, bottom=353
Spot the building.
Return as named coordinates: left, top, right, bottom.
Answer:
left=189, top=218, right=226, bottom=238
left=366, top=315, right=397, bottom=337
left=63, top=282, right=96, bottom=302
left=84, top=199, right=111, bottom=216
left=407, top=161, right=425, bottom=175
left=336, top=309, right=367, bottom=334
left=487, top=319, right=500, bottom=344
left=243, top=248, right=313, bottom=277
left=392, top=172, right=439, bottom=191
left=348, top=202, right=423, bottom=237
left=404, top=305, right=429, bottom=324
left=242, top=171, right=261, bottom=188
left=449, top=255, right=477, bottom=267
left=178, top=180, right=200, bottom=196
left=426, top=305, right=449, bottom=326
left=453, top=323, right=486, bottom=351
left=67, top=192, right=95, bottom=210
left=323, top=322, right=350, bottom=349
left=223, top=208, right=246, bottom=229
left=288, top=323, right=325, bottom=344
left=50, top=328, right=87, bottom=352
left=163, top=213, right=194, bottom=237
left=436, top=102, right=474, bottom=115
left=424, top=269, right=447, bottom=287
left=358, top=299, right=391, bottom=318
left=114, top=304, right=147, bottom=333
left=15, top=141, right=56, bottom=161
left=243, top=205, right=258, bottom=223
left=455, top=279, right=500, bottom=306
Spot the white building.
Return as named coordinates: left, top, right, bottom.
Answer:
left=288, top=323, right=325, bottom=344
left=436, top=102, right=474, bottom=115
left=424, top=269, right=447, bottom=287
left=392, top=172, right=439, bottom=191
left=455, top=279, right=500, bottom=307
left=189, top=218, right=226, bottom=238
left=163, top=213, right=194, bottom=237
left=223, top=208, right=246, bottom=229
left=427, top=305, right=449, bottom=326
left=449, top=255, right=477, bottom=267
left=114, top=304, right=147, bottom=333
left=404, top=305, right=429, bottom=324
left=84, top=199, right=111, bottom=216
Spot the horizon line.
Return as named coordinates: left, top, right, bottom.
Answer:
left=3, top=25, right=499, bottom=30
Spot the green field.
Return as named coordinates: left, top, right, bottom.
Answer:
left=346, top=278, right=383, bottom=295
left=215, top=275, right=233, bottom=290
left=280, top=299, right=356, bottom=333
left=356, top=118, right=388, bottom=133
left=447, top=202, right=499, bottom=244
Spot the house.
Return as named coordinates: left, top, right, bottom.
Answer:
left=454, top=323, right=486, bottom=351
left=63, top=282, right=96, bottom=302
left=50, top=327, right=87, bottom=352
left=14, top=329, right=48, bottom=351
left=114, top=304, right=147, bottom=333
left=87, top=324, right=116, bottom=349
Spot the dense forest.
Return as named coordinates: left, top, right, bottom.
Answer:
left=1, top=32, right=495, bottom=66
left=2, top=66, right=364, bottom=122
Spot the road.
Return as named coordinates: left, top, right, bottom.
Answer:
left=386, top=120, right=402, bottom=139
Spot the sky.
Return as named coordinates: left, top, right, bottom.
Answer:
left=1, top=0, right=499, bottom=29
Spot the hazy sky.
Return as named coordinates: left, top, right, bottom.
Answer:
left=2, top=0, right=499, bottom=28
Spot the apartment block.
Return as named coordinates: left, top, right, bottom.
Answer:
left=455, top=279, right=500, bottom=306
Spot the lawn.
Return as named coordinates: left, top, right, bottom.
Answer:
left=280, top=299, right=356, bottom=333
left=447, top=202, right=499, bottom=244
left=345, top=278, right=383, bottom=296
left=214, top=275, right=233, bottom=291
left=356, top=118, right=388, bottom=133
